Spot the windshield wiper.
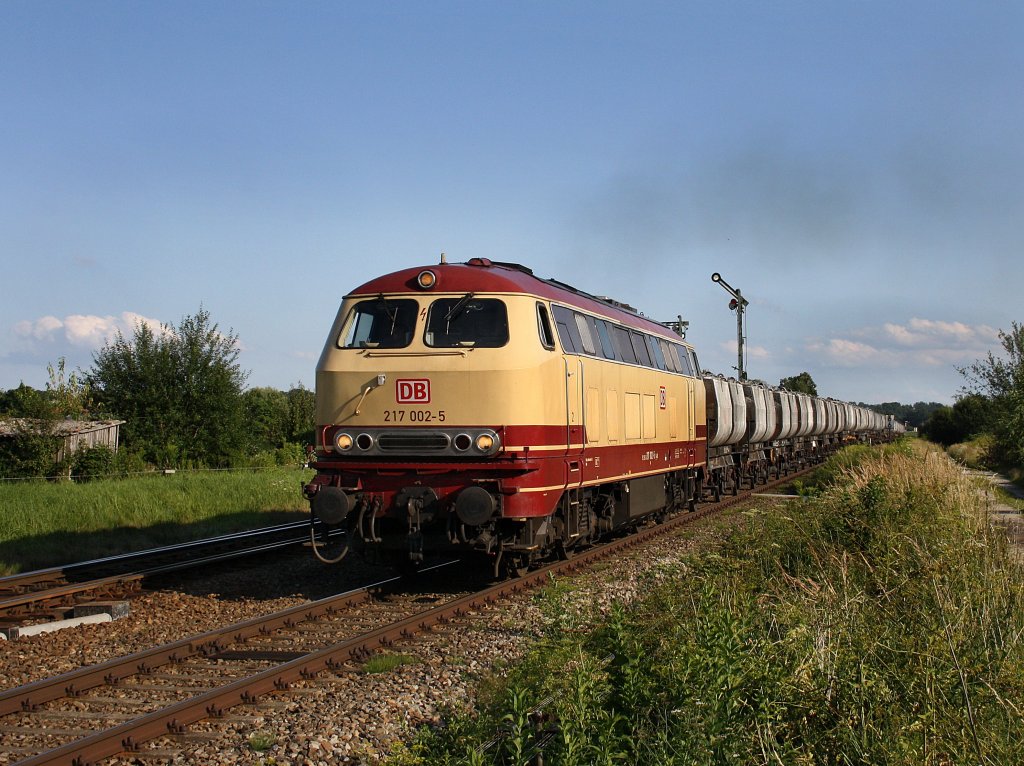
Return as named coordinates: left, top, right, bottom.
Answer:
left=444, top=292, right=475, bottom=324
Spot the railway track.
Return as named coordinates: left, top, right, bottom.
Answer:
left=0, top=521, right=334, bottom=627
left=0, top=468, right=810, bottom=765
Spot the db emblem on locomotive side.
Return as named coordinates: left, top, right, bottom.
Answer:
left=397, top=379, right=431, bottom=404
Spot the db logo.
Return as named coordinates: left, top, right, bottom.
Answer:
left=397, top=379, right=430, bottom=404
left=659, top=386, right=667, bottom=410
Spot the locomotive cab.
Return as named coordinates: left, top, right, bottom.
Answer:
left=305, top=260, right=570, bottom=569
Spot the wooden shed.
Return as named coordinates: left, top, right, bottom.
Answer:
left=0, top=419, right=125, bottom=463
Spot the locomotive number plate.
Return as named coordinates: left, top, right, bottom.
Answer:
left=383, top=410, right=446, bottom=423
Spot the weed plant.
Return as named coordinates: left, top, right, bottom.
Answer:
left=0, top=467, right=311, bottom=573
left=397, top=441, right=1024, bottom=765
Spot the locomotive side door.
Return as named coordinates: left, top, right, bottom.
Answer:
left=563, top=355, right=585, bottom=489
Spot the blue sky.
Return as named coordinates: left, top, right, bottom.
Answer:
left=2, top=1, right=1021, bottom=405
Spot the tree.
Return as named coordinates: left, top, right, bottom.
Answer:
left=243, top=387, right=289, bottom=450
left=920, top=406, right=961, bottom=446
left=0, top=384, right=48, bottom=419
left=45, top=357, right=91, bottom=419
left=0, top=383, right=62, bottom=478
left=285, top=384, right=315, bottom=444
left=88, top=308, right=249, bottom=467
left=951, top=393, right=993, bottom=439
left=958, top=322, right=1024, bottom=466
left=779, top=372, right=818, bottom=396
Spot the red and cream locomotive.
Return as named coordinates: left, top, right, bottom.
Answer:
left=303, top=257, right=898, bottom=576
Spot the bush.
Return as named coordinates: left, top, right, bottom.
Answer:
left=0, top=430, right=60, bottom=479
left=275, top=442, right=307, bottom=467
left=111, top=448, right=150, bottom=477
left=70, top=445, right=114, bottom=482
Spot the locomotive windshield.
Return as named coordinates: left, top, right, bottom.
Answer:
left=339, top=298, right=418, bottom=349
left=425, top=297, right=509, bottom=348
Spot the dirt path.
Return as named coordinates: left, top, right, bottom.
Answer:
left=970, top=469, right=1024, bottom=552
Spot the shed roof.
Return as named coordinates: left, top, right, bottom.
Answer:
left=0, top=419, right=125, bottom=438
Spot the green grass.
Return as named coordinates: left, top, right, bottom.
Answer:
left=395, top=441, right=1024, bottom=765
left=0, top=467, right=312, bottom=574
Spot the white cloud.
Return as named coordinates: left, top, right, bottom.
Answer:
left=720, top=339, right=770, bottom=360
left=807, top=338, right=894, bottom=367
left=13, top=312, right=165, bottom=349
left=810, top=318, right=997, bottom=369
left=14, top=315, right=63, bottom=342
left=876, top=318, right=997, bottom=349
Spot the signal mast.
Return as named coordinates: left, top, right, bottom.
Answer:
left=711, top=272, right=749, bottom=381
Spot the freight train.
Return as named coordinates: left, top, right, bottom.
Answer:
left=303, top=258, right=903, bottom=576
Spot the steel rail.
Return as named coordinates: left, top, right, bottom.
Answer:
left=0, top=522, right=339, bottom=617
left=0, top=520, right=315, bottom=591
left=0, top=574, right=400, bottom=718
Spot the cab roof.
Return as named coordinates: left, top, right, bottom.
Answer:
left=350, top=258, right=684, bottom=341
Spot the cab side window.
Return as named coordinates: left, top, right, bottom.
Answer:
left=537, top=303, right=556, bottom=350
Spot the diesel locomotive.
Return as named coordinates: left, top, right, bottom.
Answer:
left=303, top=257, right=901, bottom=576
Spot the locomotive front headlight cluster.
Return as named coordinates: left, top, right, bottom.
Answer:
left=327, top=428, right=500, bottom=457
left=332, top=431, right=376, bottom=451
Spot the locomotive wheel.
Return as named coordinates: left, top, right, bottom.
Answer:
left=505, top=555, right=531, bottom=579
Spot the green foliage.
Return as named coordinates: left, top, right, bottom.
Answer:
left=87, top=307, right=249, bottom=467
left=70, top=445, right=114, bottom=481
left=247, top=731, right=277, bottom=752
left=285, top=384, right=315, bottom=445
left=959, top=321, right=1024, bottom=467
left=243, top=387, right=290, bottom=451
left=779, top=371, right=817, bottom=396
left=921, top=405, right=960, bottom=446
left=0, top=422, right=61, bottom=479
left=921, top=395, right=994, bottom=448
left=45, top=357, right=92, bottom=419
left=242, top=385, right=315, bottom=455
left=0, top=383, right=49, bottom=418
left=400, top=446, right=1024, bottom=765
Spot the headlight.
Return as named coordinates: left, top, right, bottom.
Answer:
left=475, top=433, right=495, bottom=452
left=416, top=270, right=437, bottom=289
left=334, top=432, right=353, bottom=451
